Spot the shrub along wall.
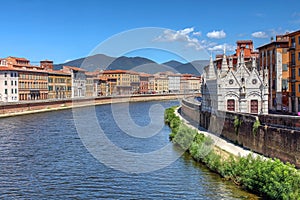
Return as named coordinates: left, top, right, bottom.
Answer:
left=181, top=99, right=300, bottom=168
left=165, top=106, right=300, bottom=200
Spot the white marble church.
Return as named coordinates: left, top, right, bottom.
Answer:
left=201, top=49, right=269, bottom=114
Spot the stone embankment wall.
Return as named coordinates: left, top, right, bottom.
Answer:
left=181, top=99, right=300, bottom=168
left=0, top=94, right=185, bottom=117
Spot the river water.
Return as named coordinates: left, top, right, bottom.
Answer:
left=0, top=100, right=259, bottom=199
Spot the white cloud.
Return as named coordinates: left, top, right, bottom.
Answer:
left=192, top=31, right=202, bottom=36
left=155, top=27, right=206, bottom=51
left=251, top=31, right=268, bottom=38
left=206, top=30, right=226, bottom=39
left=155, top=28, right=229, bottom=52
left=208, top=44, right=235, bottom=52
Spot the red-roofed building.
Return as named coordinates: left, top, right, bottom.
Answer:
left=215, top=40, right=259, bottom=70
left=1, top=57, right=49, bottom=101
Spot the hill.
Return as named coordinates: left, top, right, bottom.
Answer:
left=54, top=54, right=209, bottom=75
left=162, top=60, right=184, bottom=68
left=175, top=60, right=209, bottom=75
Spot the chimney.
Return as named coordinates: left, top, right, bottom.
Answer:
left=40, top=60, right=53, bottom=70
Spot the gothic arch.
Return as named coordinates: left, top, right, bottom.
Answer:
left=247, top=91, right=262, bottom=98
left=224, top=91, right=239, bottom=99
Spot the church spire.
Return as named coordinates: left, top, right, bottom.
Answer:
left=240, top=49, right=245, bottom=64
left=221, top=45, right=228, bottom=74
left=252, top=56, right=257, bottom=70
left=207, top=55, right=216, bottom=79
left=229, top=56, right=233, bottom=70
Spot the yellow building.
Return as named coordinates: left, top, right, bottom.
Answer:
left=47, top=70, right=72, bottom=99
left=86, top=72, right=98, bottom=97
left=129, top=71, right=140, bottom=94
left=154, top=76, right=169, bottom=94
left=187, top=77, right=201, bottom=93
left=288, top=30, right=300, bottom=114
left=102, top=70, right=132, bottom=95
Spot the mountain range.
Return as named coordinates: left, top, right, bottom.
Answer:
left=54, top=54, right=209, bottom=76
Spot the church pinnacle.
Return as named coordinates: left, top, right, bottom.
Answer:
left=221, top=45, right=228, bottom=74
left=207, top=55, right=216, bottom=79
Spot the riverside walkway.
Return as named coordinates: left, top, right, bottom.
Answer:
left=176, top=107, right=260, bottom=158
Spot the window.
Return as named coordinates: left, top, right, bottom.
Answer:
left=251, top=100, right=258, bottom=113
left=11, top=89, right=14, bottom=94
left=282, top=79, right=288, bottom=90
left=15, top=89, right=17, bottom=93
left=298, top=68, right=300, bottom=77
left=292, top=68, right=296, bottom=79
left=283, top=48, right=288, bottom=54
left=4, top=81, right=7, bottom=86
left=292, top=37, right=296, bottom=47
left=282, top=64, right=288, bottom=71
left=4, top=73, right=7, bottom=77
left=298, top=84, right=300, bottom=93
left=5, top=89, right=7, bottom=95
left=292, top=53, right=296, bottom=66
left=15, top=81, right=17, bottom=86
left=11, top=81, right=13, bottom=86
left=11, top=73, right=13, bottom=77
left=227, top=99, right=235, bottom=111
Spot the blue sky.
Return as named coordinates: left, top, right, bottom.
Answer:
left=1, top=0, right=300, bottom=64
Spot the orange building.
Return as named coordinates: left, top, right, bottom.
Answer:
left=5, top=57, right=48, bottom=100
left=288, top=30, right=300, bottom=114
left=139, top=73, right=151, bottom=94
left=257, top=34, right=290, bottom=112
left=215, top=40, right=259, bottom=70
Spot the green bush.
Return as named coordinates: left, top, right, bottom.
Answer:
left=173, top=124, right=197, bottom=150
left=164, top=106, right=300, bottom=199
left=252, top=118, right=261, bottom=135
left=234, top=116, right=242, bottom=134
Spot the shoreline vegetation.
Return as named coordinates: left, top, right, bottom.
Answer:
left=165, top=106, right=300, bottom=200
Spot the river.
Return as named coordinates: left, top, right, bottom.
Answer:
left=0, top=100, right=259, bottom=199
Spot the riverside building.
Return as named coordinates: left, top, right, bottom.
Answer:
left=202, top=48, right=268, bottom=114
left=287, top=30, right=300, bottom=114
left=257, top=34, right=290, bottom=113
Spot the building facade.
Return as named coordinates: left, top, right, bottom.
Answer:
left=257, top=34, right=290, bottom=112
left=168, top=74, right=181, bottom=93
left=4, top=57, right=48, bottom=101
left=63, top=66, right=87, bottom=98
left=202, top=49, right=268, bottom=114
left=288, top=30, right=300, bottom=114
left=0, top=62, right=19, bottom=102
